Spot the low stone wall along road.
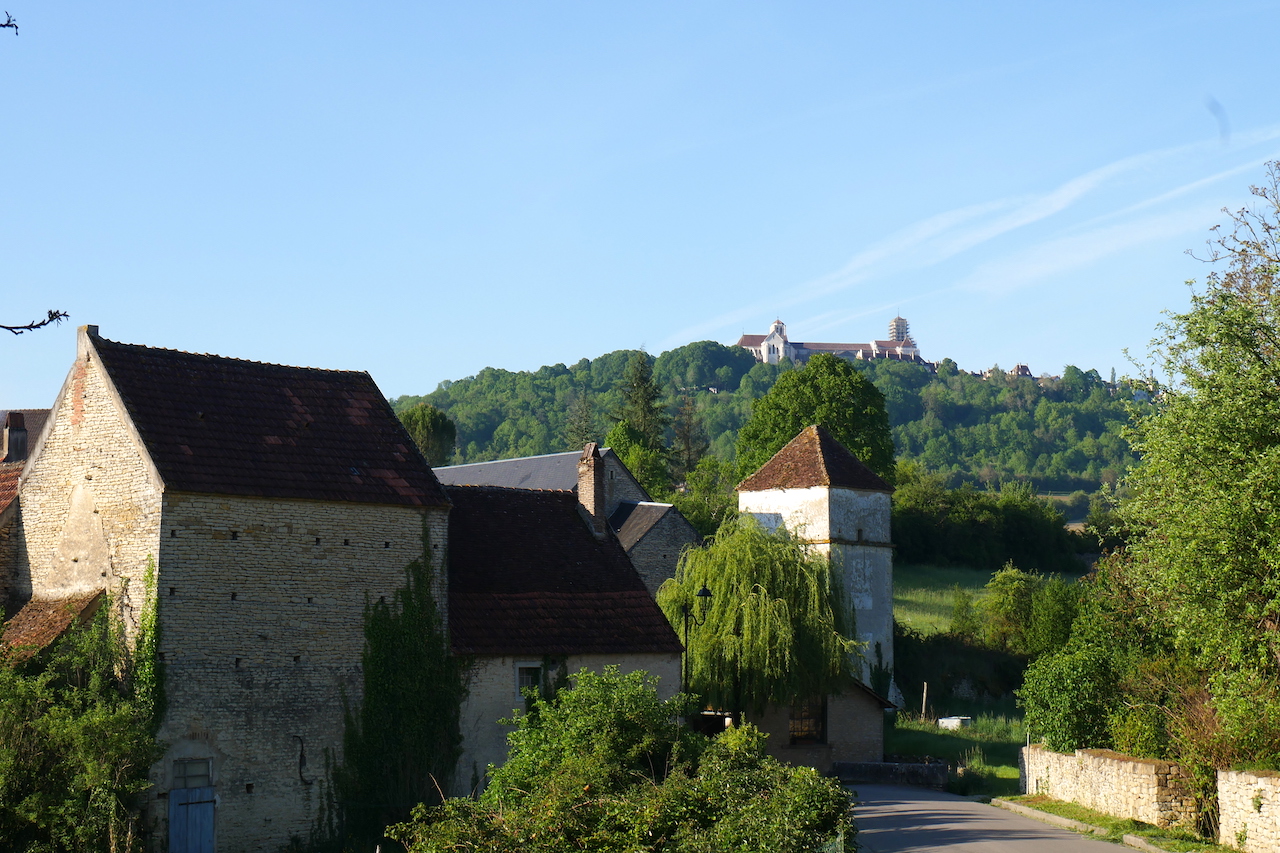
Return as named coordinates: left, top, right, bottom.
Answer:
left=853, top=784, right=1118, bottom=852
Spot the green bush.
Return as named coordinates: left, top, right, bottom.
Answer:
left=1019, top=644, right=1116, bottom=752
left=388, top=668, right=852, bottom=853
left=0, top=595, right=163, bottom=852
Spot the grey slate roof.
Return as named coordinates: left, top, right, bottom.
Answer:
left=608, top=501, right=676, bottom=551
left=435, top=447, right=628, bottom=491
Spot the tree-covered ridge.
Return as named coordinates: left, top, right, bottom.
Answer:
left=392, top=341, right=1140, bottom=492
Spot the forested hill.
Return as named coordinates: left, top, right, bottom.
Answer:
left=391, top=340, right=1140, bottom=493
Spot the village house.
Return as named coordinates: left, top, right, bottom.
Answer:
left=435, top=447, right=700, bottom=596
left=0, top=327, right=680, bottom=852
left=737, top=425, right=895, bottom=767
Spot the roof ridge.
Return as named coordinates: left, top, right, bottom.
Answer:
left=446, top=484, right=575, bottom=495
left=93, top=335, right=370, bottom=377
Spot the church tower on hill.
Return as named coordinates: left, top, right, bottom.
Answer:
left=736, top=425, right=894, bottom=687
left=888, top=315, right=910, bottom=343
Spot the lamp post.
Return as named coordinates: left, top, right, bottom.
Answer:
left=682, top=585, right=712, bottom=693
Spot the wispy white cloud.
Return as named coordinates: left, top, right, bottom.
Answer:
left=658, top=135, right=1241, bottom=351
left=957, top=206, right=1216, bottom=296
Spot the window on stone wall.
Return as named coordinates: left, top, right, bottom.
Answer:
left=173, top=758, right=212, bottom=789
left=789, top=697, right=827, bottom=745
left=516, top=664, right=542, bottom=699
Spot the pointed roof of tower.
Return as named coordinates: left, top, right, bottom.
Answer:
left=737, top=425, right=893, bottom=493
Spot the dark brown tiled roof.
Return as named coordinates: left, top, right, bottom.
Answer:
left=737, top=425, right=893, bottom=493
left=90, top=333, right=448, bottom=507
left=0, top=462, right=19, bottom=515
left=736, top=334, right=766, bottom=346
left=446, top=485, right=682, bottom=655
left=608, top=501, right=675, bottom=551
left=2, top=591, right=104, bottom=660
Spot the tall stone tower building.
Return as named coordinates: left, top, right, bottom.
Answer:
left=736, top=425, right=894, bottom=683
left=888, top=315, right=910, bottom=343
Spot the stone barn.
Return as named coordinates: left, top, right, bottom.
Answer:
left=5, top=325, right=450, bottom=850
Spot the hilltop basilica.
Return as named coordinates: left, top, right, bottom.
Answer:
left=736, top=316, right=927, bottom=367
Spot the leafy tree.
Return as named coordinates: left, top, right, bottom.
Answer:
left=387, top=668, right=852, bottom=853
left=657, top=516, right=856, bottom=716
left=1020, top=644, right=1116, bottom=752
left=605, top=420, right=670, bottom=498
left=736, top=353, right=895, bottom=482
left=1115, top=161, right=1280, bottom=767
left=670, top=456, right=738, bottom=537
left=399, top=403, right=457, bottom=467
left=0, top=591, right=163, bottom=852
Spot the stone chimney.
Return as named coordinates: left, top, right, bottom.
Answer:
left=2, top=412, right=27, bottom=463
left=577, top=442, right=607, bottom=539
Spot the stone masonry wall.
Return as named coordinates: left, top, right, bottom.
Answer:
left=625, top=510, right=699, bottom=598
left=13, top=348, right=163, bottom=638
left=1020, top=744, right=1197, bottom=828
left=149, top=493, right=444, bottom=852
left=1219, top=769, right=1280, bottom=852
left=749, top=688, right=884, bottom=771
left=455, top=652, right=680, bottom=796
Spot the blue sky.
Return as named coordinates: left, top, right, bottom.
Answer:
left=5, top=2, right=1280, bottom=407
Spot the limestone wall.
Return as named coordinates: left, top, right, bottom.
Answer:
left=13, top=348, right=163, bottom=637
left=150, top=492, right=443, bottom=852
left=1020, top=744, right=1197, bottom=828
left=749, top=688, right=884, bottom=770
left=455, top=652, right=680, bottom=796
left=1219, top=769, right=1280, bottom=852
left=625, top=509, right=699, bottom=598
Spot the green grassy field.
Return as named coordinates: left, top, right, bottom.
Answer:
left=890, top=563, right=1025, bottom=795
left=885, top=713, right=1026, bottom=797
left=892, top=563, right=993, bottom=635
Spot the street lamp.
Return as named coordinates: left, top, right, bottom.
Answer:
left=682, top=585, right=712, bottom=693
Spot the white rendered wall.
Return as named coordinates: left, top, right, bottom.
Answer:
left=738, top=486, right=893, bottom=680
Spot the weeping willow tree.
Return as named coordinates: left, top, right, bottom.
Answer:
left=657, top=515, right=858, bottom=715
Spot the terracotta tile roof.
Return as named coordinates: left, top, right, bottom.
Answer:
left=90, top=333, right=449, bottom=507
left=737, top=425, right=893, bottom=493
left=608, top=501, right=675, bottom=551
left=736, top=334, right=766, bottom=346
left=446, top=485, right=682, bottom=655
left=2, top=591, right=104, bottom=660
left=0, top=462, right=19, bottom=515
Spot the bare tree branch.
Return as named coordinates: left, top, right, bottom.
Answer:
left=2, top=310, right=69, bottom=335
left=1, top=12, right=16, bottom=36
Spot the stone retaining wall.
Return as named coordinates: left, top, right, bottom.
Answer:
left=1219, top=769, right=1280, bottom=851
left=1020, top=744, right=1197, bottom=828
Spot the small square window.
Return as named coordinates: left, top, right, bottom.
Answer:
left=517, top=665, right=542, bottom=697
left=173, top=758, right=211, bottom=789
left=789, top=697, right=827, bottom=746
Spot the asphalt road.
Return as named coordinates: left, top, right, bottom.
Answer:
left=852, top=784, right=1120, bottom=852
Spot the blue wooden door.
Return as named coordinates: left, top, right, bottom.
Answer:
left=169, top=786, right=215, bottom=853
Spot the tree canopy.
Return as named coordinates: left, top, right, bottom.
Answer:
left=1017, top=163, right=1280, bottom=824
left=735, top=353, right=895, bottom=482
left=393, top=338, right=1136, bottom=493
left=398, top=403, right=457, bottom=467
